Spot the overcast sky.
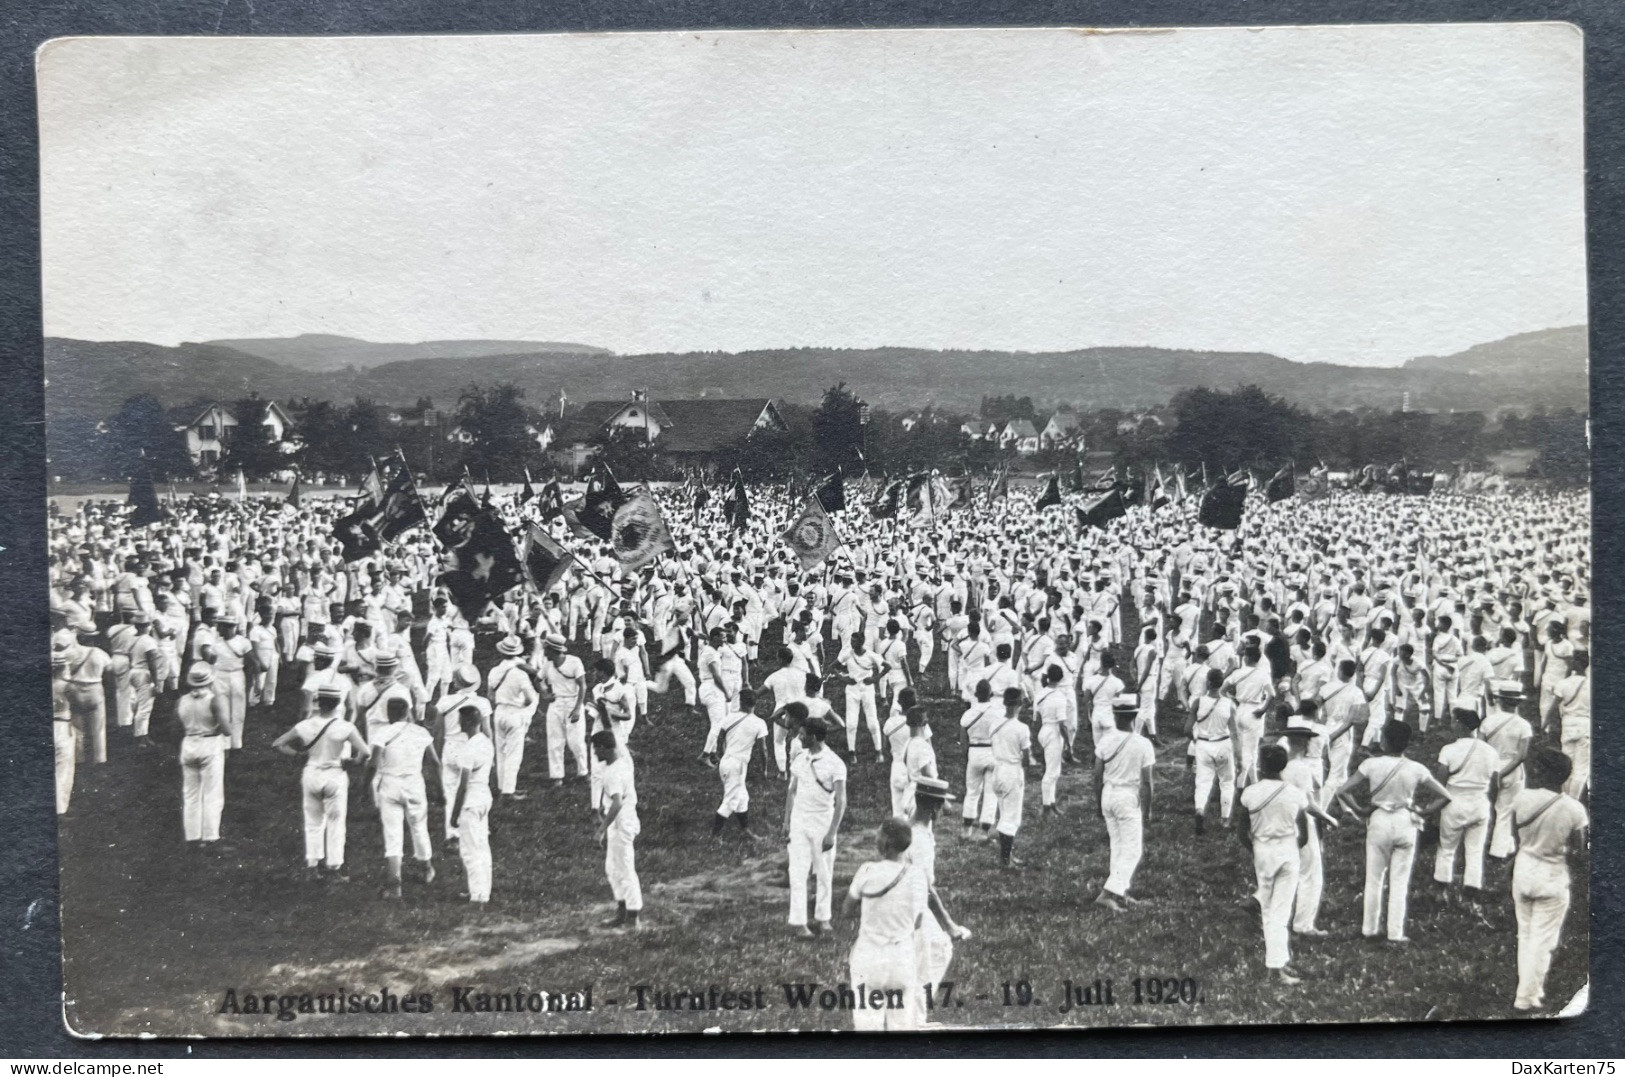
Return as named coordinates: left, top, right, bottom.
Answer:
left=39, top=24, right=1585, bottom=366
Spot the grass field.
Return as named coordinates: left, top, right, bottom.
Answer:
left=58, top=605, right=1587, bottom=1038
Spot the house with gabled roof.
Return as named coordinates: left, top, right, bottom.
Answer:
left=550, top=390, right=791, bottom=470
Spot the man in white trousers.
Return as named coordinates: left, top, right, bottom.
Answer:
left=593, top=728, right=644, bottom=931
left=783, top=715, right=847, bottom=938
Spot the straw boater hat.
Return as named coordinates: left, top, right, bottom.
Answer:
left=496, top=635, right=524, bottom=657
left=1279, top=715, right=1320, bottom=740
left=1111, top=692, right=1140, bottom=714
left=543, top=632, right=569, bottom=652
left=186, top=664, right=215, bottom=689
left=1491, top=678, right=1525, bottom=703
left=913, top=776, right=957, bottom=803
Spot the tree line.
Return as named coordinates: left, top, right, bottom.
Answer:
left=46, top=381, right=1588, bottom=487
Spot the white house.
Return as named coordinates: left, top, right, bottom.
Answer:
left=171, top=400, right=297, bottom=469
left=999, top=418, right=1041, bottom=455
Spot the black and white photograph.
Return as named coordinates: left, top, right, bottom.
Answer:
left=37, top=24, right=1591, bottom=1037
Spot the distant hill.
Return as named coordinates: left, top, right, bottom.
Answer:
left=200, top=333, right=611, bottom=372
left=1406, top=325, right=1587, bottom=379
left=44, top=327, right=1588, bottom=422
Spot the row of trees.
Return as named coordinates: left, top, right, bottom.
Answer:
left=47, top=382, right=1589, bottom=487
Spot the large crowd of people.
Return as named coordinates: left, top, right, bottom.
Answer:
left=48, top=473, right=1591, bottom=1027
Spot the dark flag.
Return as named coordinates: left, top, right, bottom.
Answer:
left=520, top=522, right=573, bottom=596
left=286, top=473, right=303, bottom=509
left=1035, top=472, right=1061, bottom=510
left=1265, top=465, right=1295, bottom=504
left=538, top=479, right=565, bottom=521
left=816, top=470, right=846, bottom=513
left=1119, top=473, right=1142, bottom=506
left=871, top=479, right=905, bottom=519
left=943, top=476, right=974, bottom=510
left=128, top=469, right=167, bottom=529
left=1198, top=481, right=1248, bottom=530
left=564, top=467, right=625, bottom=542
left=1076, top=488, right=1126, bottom=529
left=375, top=459, right=428, bottom=542
left=988, top=468, right=1009, bottom=503
left=519, top=467, right=536, bottom=504
left=1065, top=463, right=1086, bottom=493
left=1087, top=467, right=1117, bottom=494
left=610, top=487, right=675, bottom=568
left=1407, top=472, right=1436, bottom=496
left=435, top=503, right=525, bottom=622
left=432, top=480, right=484, bottom=551
left=333, top=504, right=383, bottom=562
left=723, top=469, right=749, bottom=531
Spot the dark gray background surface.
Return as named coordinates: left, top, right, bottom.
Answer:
left=1, top=0, right=1619, bottom=1058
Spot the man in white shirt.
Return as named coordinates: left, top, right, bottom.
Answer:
left=537, top=633, right=587, bottom=785
left=1335, top=722, right=1452, bottom=942
left=783, top=715, right=847, bottom=938
left=838, top=631, right=889, bottom=764
left=1238, top=742, right=1331, bottom=985
left=271, top=687, right=370, bottom=882
left=369, top=696, right=439, bottom=899
left=594, top=729, right=644, bottom=931
left=1431, top=704, right=1499, bottom=895
left=1508, top=748, right=1589, bottom=1012
left=448, top=706, right=495, bottom=904
left=712, top=688, right=768, bottom=839
left=1092, top=695, right=1155, bottom=911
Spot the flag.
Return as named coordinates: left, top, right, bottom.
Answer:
left=375, top=460, right=428, bottom=542
left=1149, top=465, right=1170, bottom=509
left=332, top=503, right=383, bottom=562
left=128, top=469, right=167, bottom=529
left=816, top=471, right=846, bottom=513
left=1407, top=472, right=1436, bottom=496
left=1035, top=473, right=1061, bottom=510
left=1076, top=488, right=1126, bottom=529
left=1087, top=467, right=1117, bottom=494
left=236, top=469, right=247, bottom=504
left=1065, top=463, right=1086, bottom=493
left=1198, top=481, right=1248, bottom=530
left=286, top=473, right=303, bottom=509
left=1265, top=465, right=1295, bottom=503
left=1300, top=464, right=1329, bottom=501
left=871, top=479, right=904, bottom=519
left=904, top=472, right=936, bottom=527
left=723, top=469, right=749, bottom=531
left=359, top=462, right=385, bottom=507
left=538, top=479, right=564, bottom=521
left=482, top=471, right=493, bottom=507
left=432, top=481, right=484, bottom=551
left=1175, top=465, right=1191, bottom=502
left=520, top=522, right=573, bottom=596
left=1120, top=472, right=1142, bottom=506
left=988, top=468, right=1009, bottom=502
left=782, top=494, right=842, bottom=571
left=563, top=468, right=625, bottom=542
left=519, top=467, right=536, bottom=504
left=435, top=503, right=525, bottom=622
left=610, top=487, right=675, bottom=569
left=943, top=476, right=974, bottom=510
